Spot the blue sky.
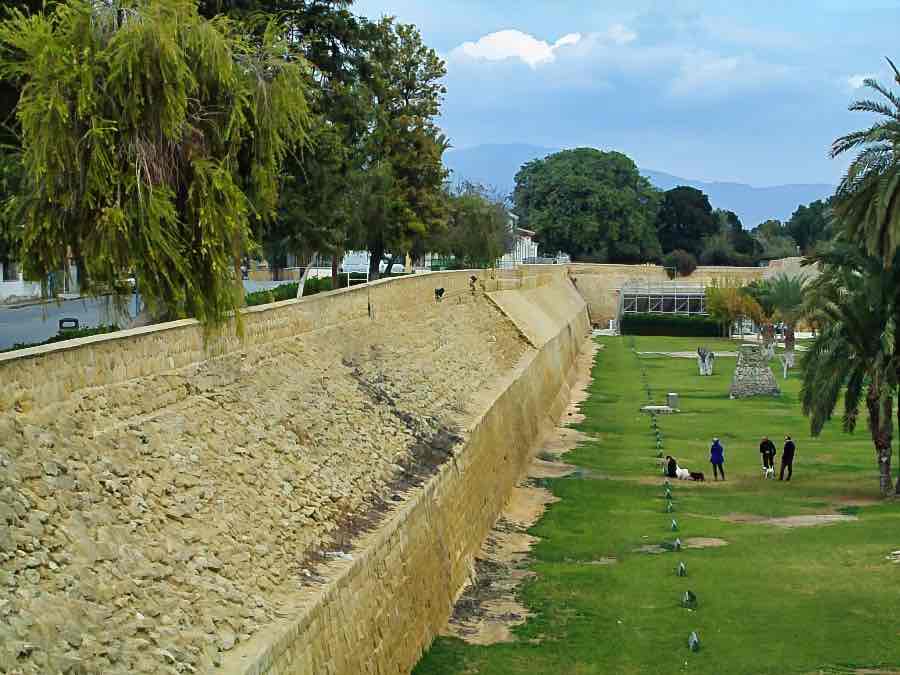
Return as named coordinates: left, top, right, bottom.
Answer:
left=352, top=0, right=900, bottom=186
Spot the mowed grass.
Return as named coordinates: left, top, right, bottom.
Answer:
left=413, top=336, right=900, bottom=675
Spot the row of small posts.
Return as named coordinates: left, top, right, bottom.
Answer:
left=635, top=345, right=700, bottom=654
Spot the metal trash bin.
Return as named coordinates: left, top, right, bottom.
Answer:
left=667, top=392, right=679, bottom=409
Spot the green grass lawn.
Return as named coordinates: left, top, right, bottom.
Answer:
left=414, top=336, right=900, bottom=675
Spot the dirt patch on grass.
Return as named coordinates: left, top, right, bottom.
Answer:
left=637, top=351, right=738, bottom=358
left=441, top=339, right=596, bottom=646
left=832, top=495, right=881, bottom=507
left=684, top=537, right=728, bottom=548
left=723, top=513, right=858, bottom=528
left=634, top=537, right=728, bottom=554
left=529, top=457, right=577, bottom=479
left=440, top=479, right=549, bottom=646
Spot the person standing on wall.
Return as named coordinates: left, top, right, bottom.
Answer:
left=759, top=436, right=776, bottom=469
left=710, top=437, right=725, bottom=481
left=779, top=435, right=796, bottom=481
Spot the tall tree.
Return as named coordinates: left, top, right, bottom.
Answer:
left=354, top=18, right=447, bottom=280
left=716, top=208, right=762, bottom=260
left=0, top=1, right=42, bottom=271
left=198, top=1, right=376, bottom=288
left=0, top=0, right=311, bottom=324
left=830, top=57, right=900, bottom=485
left=786, top=198, right=833, bottom=254
left=751, top=219, right=798, bottom=260
left=655, top=186, right=719, bottom=257
left=430, top=182, right=512, bottom=269
left=802, top=245, right=896, bottom=495
left=513, top=148, right=661, bottom=263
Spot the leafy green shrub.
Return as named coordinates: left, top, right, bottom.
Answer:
left=244, top=283, right=299, bottom=307
left=662, top=249, right=698, bottom=278
left=244, top=273, right=385, bottom=307
left=620, top=312, right=719, bottom=337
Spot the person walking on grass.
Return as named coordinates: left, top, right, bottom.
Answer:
left=710, top=437, right=725, bottom=481
left=760, top=436, right=776, bottom=469
left=780, top=435, right=796, bottom=481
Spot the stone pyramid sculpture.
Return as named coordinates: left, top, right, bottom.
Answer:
left=729, top=344, right=780, bottom=399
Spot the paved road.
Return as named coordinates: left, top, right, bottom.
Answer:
left=0, top=281, right=295, bottom=352
left=0, top=296, right=137, bottom=351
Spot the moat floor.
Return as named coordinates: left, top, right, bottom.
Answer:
left=414, top=335, right=900, bottom=675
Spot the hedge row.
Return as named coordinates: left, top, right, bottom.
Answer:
left=620, top=312, right=720, bottom=337
left=244, top=272, right=406, bottom=307
left=2, top=324, right=119, bottom=353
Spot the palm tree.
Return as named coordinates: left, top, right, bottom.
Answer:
left=767, top=274, right=805, bottom=328
left=831, top=58, right=900, bottom=265
left=802, top=244, right=897, bottom=495
left=831, top=58, right=900, bottom=490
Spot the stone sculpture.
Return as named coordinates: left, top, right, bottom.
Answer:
left=729, top=344, right=780, bottom=399
left=696, top=347, right=715, bottom=376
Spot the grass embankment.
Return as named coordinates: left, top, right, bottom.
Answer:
left=414, top=336, right=900, bottom=675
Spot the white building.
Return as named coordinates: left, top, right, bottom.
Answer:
left=0, top=261, right=41, bottom=304
left=498, top=213, right=538, bottom=268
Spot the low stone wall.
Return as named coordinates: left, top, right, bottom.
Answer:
left=223, top=281, right=590, bottom=675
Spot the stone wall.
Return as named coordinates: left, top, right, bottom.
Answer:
left=0, top=265, right=586, bottom=674
left=224, top=281, right=589, bottom=674
left=0, top=268, right=524, bottom=416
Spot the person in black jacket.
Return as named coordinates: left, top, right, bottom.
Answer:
left=665, top=455, right=678, bottom=478
left=779, top=435, right=796, bottom=480
left=759, top=436, right=776, bottom=469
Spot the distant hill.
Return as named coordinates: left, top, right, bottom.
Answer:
left=444, top=144, right=835, bottom=228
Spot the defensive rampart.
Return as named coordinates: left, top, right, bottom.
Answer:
left=0, top=266, right=588, bottom=675
left=225, top=277, right=588, bottom=674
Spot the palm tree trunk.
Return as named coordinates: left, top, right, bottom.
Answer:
left=896, top=320, right=900, bottom=495
left=866, top=384, right=894, bottom=496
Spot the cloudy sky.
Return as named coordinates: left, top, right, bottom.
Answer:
left=352, top=0, right=899, bottom=186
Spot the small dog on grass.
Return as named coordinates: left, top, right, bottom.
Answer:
left=689, top=471, right=705, bottom=482
left=762, top=465, right=775, bottom=479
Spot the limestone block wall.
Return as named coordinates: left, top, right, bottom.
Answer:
left=0, top=269, right=515, bottom=419
left=225, top=280, right=589, bottom=675
left=0, top=265, right=582, bottom=674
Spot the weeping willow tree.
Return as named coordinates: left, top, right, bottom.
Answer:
left=0, top=0, right=310, bottom=325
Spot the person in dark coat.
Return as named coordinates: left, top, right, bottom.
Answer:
left=709, top=438, right=725, bottom=480
left=779, top=435, right=796, bottom=480
left=759, top=436, right=776, bottom=469
left=665, top=455, right=678, bottom=478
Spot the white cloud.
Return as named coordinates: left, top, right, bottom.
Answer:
left=605, top=23, right=637, bottom=46
left=847, top=73, right=875, bottom=89
left=450, top=30, right=582, bottom=68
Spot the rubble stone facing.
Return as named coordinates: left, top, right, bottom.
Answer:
left=729, top=344, right=781, bottom=399
left=0, top=270, right=563, bottom=674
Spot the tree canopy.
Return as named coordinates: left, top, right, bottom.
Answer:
left=513, top=148, right=661, bottom=263
left=655, top=186, right=719, bottom=257
left=786, top=198, right=833, bottom=254
left=0, top=0, right=311, bottom=324
left=428, top=183, right=512, bottom=269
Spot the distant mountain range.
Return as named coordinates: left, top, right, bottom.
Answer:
left=443, top=143, right=835, bottom=229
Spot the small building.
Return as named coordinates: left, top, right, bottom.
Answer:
left=498, top=214, right=538, bottom=268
